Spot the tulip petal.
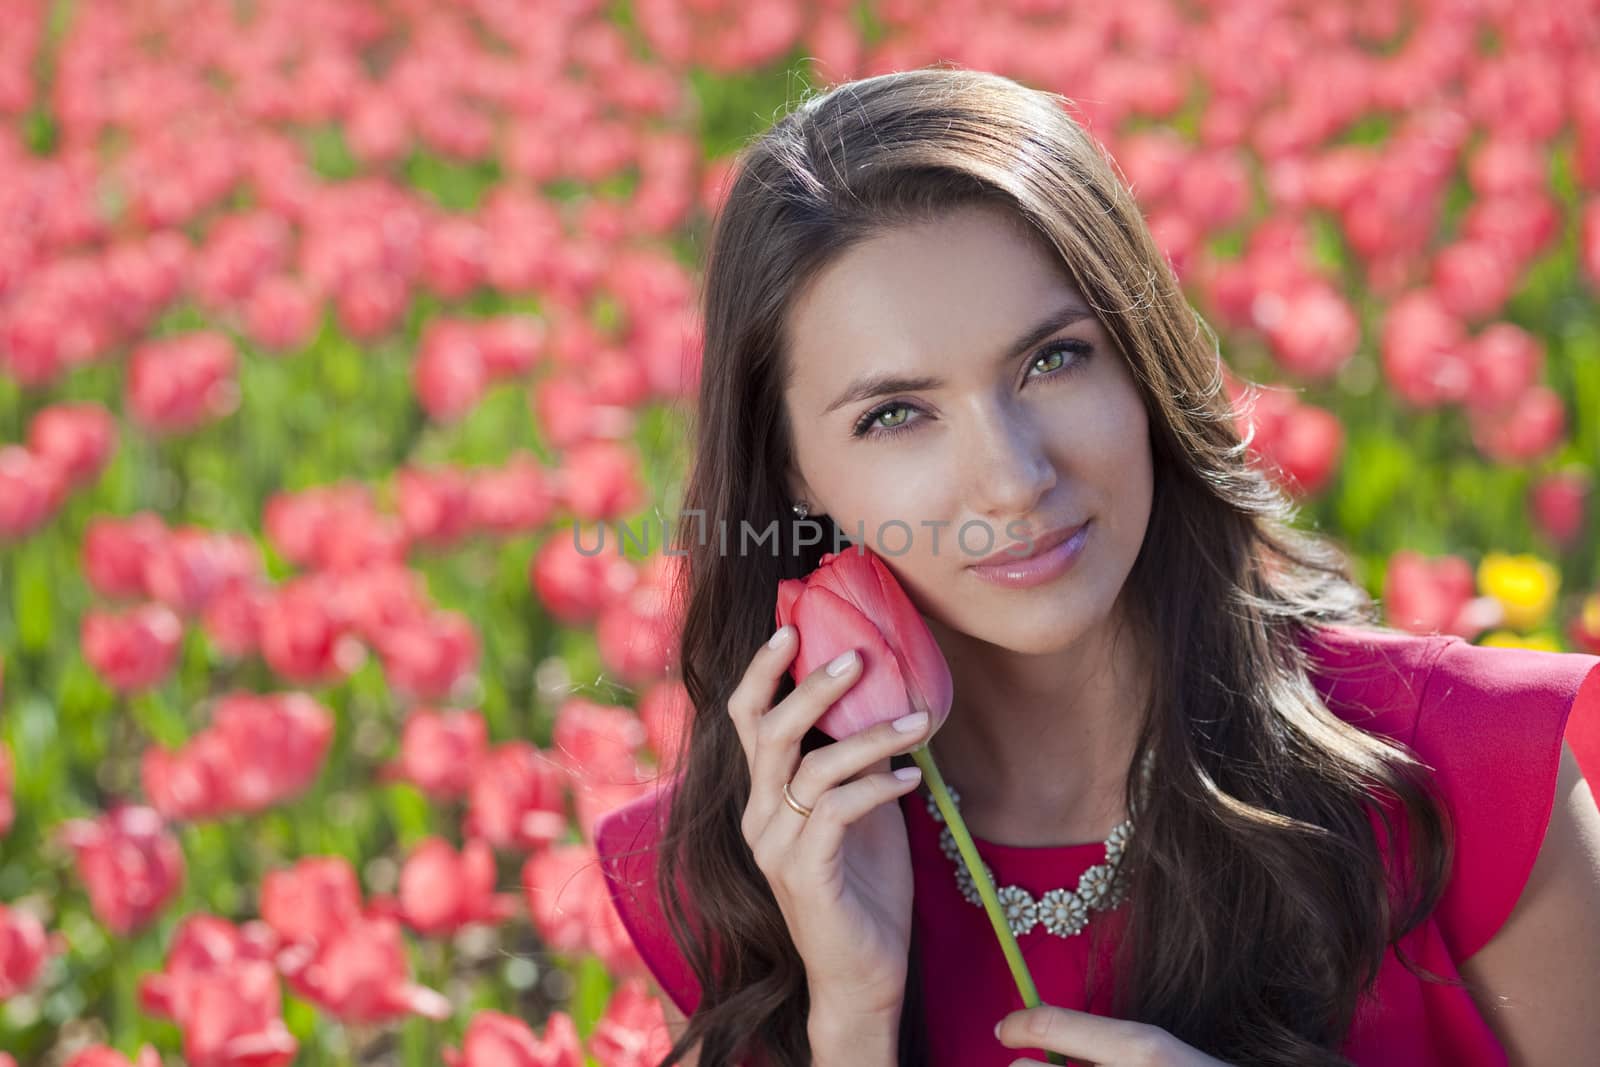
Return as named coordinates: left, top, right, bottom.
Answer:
left=775, top=578, right=804, bottom=631
left=812, top=550, right=953, bottom=727
left=792, top=585, right=913, bottom=738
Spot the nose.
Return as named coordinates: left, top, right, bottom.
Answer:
left=965, top=404, right=1057, bottom=530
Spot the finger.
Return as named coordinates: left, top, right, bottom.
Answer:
left=995, top=1006, right=1158, bottom=1062
left=726, top=625, right=799, bottom=770
left=791, top=767, right=925, bottom=871
left=749, top=649, right=862, bottom=833
left=787, top=708, right=932, bottom=807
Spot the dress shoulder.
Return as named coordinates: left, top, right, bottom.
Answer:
left=594, top=782, right=704, bottom=1016
left=1407, top=636, right=1600, bottom=962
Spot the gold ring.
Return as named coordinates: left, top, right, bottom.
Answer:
left=782, top=779, right=814, bottom=819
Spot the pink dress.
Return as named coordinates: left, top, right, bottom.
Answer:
left=596, top=624, right=1600, bottom=1065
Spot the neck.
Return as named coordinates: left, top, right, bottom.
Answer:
left=923, top=611, right=1153, bottom=848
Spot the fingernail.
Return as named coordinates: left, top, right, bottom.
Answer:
left=826, top=649, right=857, bottom=676
left=768, top=625, right=793, bottom=649
left=894, top=766, right=921, bottom=781
left=891, top=711, right=929, bottom=733
left=993, top=1020, right=1002, bottom=1040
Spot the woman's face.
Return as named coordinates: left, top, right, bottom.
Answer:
left=780, top=202, right=1155, bottom=656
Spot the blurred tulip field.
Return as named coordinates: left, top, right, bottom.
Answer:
left=2, top=0, right=1599, bottom=1064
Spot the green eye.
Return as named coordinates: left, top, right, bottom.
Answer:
left=876, top=406, right=909, bottom=429
left=1032, top=349, right=1067, bottom=374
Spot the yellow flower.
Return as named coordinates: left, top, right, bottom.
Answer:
left=1478, top=630, right=1563, bottom=651
left=1584, top=593, right=1600, bottom=636
left=1476, top=552, right=1559, bottom=631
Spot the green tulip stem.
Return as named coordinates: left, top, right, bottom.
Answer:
left=908, top=743, right=1066, bottom=1067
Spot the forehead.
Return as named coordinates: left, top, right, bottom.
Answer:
left=784, top=204, right=1090, bottom=386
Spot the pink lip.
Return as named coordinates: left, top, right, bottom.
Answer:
left=968, top=521, right=1090, bottom=588
left=968, top=521, right=1086, bottom=567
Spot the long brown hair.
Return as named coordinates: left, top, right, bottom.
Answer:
left=648, top=65, right=1461, bottom=1065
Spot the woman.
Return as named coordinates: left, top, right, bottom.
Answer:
left=595, top=66, right=1600, bottom=1066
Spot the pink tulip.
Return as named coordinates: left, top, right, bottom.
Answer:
left=521, top=844, right=648, bottom=981
left=396, top=838, right=519, bottom=936
left=587, top=977, right=676, bottom=1067
left=443, top=1010, right=583, bottom=1067
left=774, top=547, right=953, bottom=740
left=1530, top=470, right=1592, bottom=547
left=556, top=441, right=647, bottom=522
left=62, top=1046, right=162, bottom=1067
left=141, top=526, right=264, bottom=618
left=0, top=901, right=58, bottom=998
left=469, top=453, right=557, bottom=535
left=1465, top=323, right=1543, bottom=415
left=26, top=402, right=117, bottom=488
left=414, top=317, right=489, bottom=422
left=278, top=913, right=450, bottom=1023
left=58, top=805, right=185, bottom=935
left=395, top=464, right=476, bottom=547
left=380, top=707, right=489, bottom=799
left=255, top=577, right=367, bottom=685
left=138, top=915, right=296, bottom=1067
left=372, top=609, right=480, bottom=701
left=142, top=691, right=334, bottom=820
left=528, top=532, right=639, bottom=625
left=81, top=603, right=183, bottom=693
left=1467, top=386, right=1566, bottom=465
left=0, top=444, right=67, bottom=539
left=81, top=512, right=168, bottom=599
left=126, top=332, right=240, bottom=434
left=1381, top=550, right=1500, bottom=639
left=465, top=741, right=569, bottom=851
left=261, top=857, right=363, bottom=948
left=637, top=679, right=691, bottom=773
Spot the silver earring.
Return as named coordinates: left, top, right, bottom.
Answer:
left=791, top=500, right=810, bottom=519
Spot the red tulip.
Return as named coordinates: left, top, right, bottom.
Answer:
left=774, top=547, right=953, bottom=740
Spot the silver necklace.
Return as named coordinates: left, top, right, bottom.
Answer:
left=922, top=749, right=1155, bottom=939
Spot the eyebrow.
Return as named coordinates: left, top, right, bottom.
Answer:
left=821, top=301, right=1097, bottom=416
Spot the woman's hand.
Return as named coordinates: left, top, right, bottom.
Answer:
left=994, top=1006, right=1234, bottom=1066
left=727, top=624, right=934, bottom=1025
